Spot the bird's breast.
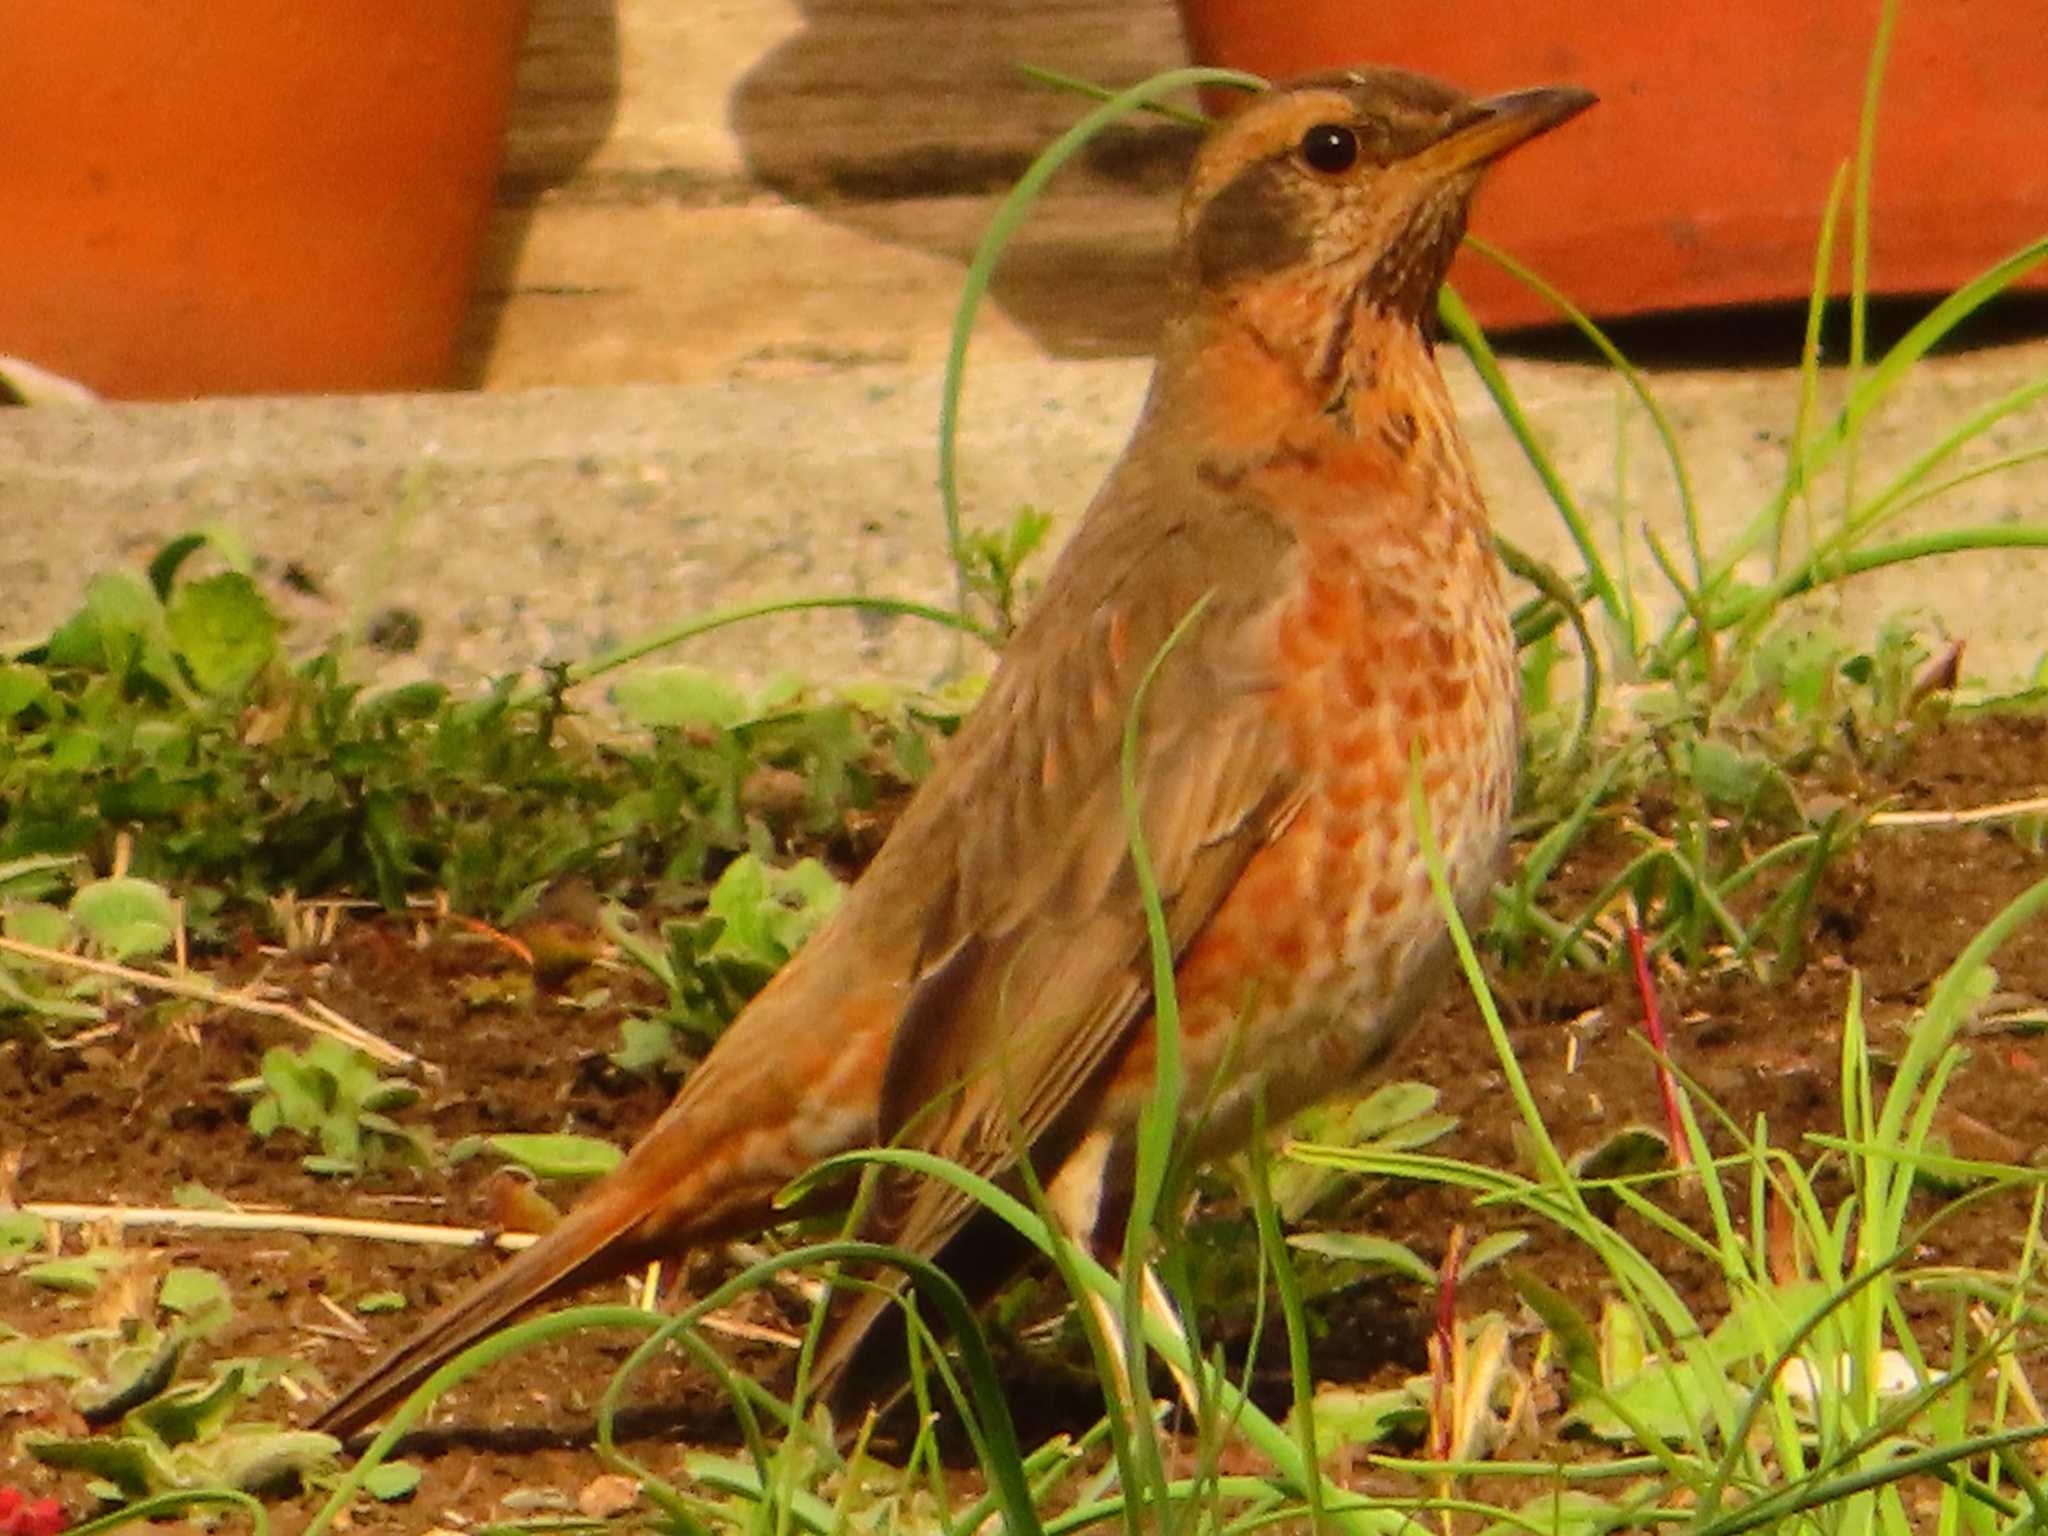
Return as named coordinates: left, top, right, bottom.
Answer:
left=1112, top=408, right=1520, bottom=1146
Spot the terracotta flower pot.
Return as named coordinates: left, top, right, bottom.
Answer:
left=1175, top=0, right=2048, bottom=329
left=0, top=5, right=527, bottom=399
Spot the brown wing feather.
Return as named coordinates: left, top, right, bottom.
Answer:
left=808, top=473, right=1305, bottom=1391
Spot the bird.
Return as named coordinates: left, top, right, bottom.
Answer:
left=315, top=65, right=1594, bottom=1439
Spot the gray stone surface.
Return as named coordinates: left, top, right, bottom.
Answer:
left=6, top=341, right=2043, bottom=701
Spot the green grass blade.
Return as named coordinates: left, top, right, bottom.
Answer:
left=1467, top=237, right=1705, bottom=596
left=1436, top=287, right=1628, bottom=638
left=1655, top=233, right=2048, bottom=668
left=1840, top=0, right=1900, bottom=523
left=1777, top=162, right=1851, bottom=579
left=556, top=594, right=994, bottom=695
left=937, top=66, right=1263, bottom=617
left=1871, top=871, right=2048, bottom=1247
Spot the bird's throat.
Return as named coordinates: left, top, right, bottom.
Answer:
left=1161, top=293, right=1456, bottom=480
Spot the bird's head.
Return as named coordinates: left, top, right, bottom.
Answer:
left=1179, top=68, right=1594, bottom=339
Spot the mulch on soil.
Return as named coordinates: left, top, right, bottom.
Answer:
left=2, top=713, right=2044, bottom=1531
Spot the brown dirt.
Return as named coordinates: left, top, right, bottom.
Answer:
left=3, top=714, right=2046, bottom=1531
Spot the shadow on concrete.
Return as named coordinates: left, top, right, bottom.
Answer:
left=459, top=0, right=623, bottom=385
left=729, top=0, right=1198, bottom=360
left=1504, top=292, right=2048, bottom=371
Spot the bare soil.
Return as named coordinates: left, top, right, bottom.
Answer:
left=3, top=714, right=2045, bottom=1532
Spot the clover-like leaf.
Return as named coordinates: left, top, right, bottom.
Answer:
left=69, top=876, right=178, bottom=962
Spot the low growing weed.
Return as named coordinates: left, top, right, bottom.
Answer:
left=232, top=1040, right=432, bottom=1179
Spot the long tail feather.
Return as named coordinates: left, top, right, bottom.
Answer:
left=312, top=1176, right=657, bottom=1439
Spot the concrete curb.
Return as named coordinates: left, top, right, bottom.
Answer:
left=6, top=345, right=2044, bottom=699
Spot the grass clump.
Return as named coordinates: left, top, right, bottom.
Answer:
left=0, top=534, right=948, bottom=963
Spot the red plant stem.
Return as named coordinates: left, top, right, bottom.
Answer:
left=1626, top=915, right=1694, bottom=1171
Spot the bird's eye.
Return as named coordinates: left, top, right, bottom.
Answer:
left=1298, top=123, right=1359, bottom=174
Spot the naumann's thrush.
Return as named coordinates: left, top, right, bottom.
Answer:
left=317, top=66, right=1594, bottom=1436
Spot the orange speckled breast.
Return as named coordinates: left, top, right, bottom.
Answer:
left=1104, top=395, right=1519, bottom=1154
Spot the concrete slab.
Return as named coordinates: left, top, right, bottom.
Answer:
left=7, top=343, right=2043, bottom=698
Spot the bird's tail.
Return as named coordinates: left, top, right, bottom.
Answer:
left=311, top=1171, right=660, bottom=1440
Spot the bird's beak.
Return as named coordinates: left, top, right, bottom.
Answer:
left=1420, top=85, right=1597, bottom=175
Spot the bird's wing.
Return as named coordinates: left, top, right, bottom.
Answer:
left=809, top=479, right=1306, bottom=1387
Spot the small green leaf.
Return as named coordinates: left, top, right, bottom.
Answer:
left=1350, top=1080, right=1441, bottom=1136
left=838, top=681, right=900, bottom=715
left=487, top=1133, right=624, bottom=1181
left=703, top=854, right=843, bottom=969
left=69, top=876, right=179, bottom=961
left=1568, top=1360, right=1735, bottom=1447
left=612, top=665, right=749, bottom=729
left=0, top=960, right=106, bottom=1023
left=1570, top=1125, right=1671, bottom=1184
left=1462, top=1230, right=1530, bottom=1278
left=1496, top=1490, right=1644, bottom=1536
left=24, top=1254, right=120, bottom=1294
left=206, top=1427, right=342, bottom=1492
left=0, top=1209, right=48, bottom=1255
left=159, top=1266, right=231, bottom=1320
left=1508, top=1265, right=1601, bottom=1394
left=1703, top=1279, right=1831, bottom=1370
left=361, top=681, right=449, bottom=721
left=0, top=855, right=86, bottom=900
left=362, top=1460, right=423, bottom=1501
left=145, top=532, right=212, bottom=598
left=610, top=1016, right=682, bottom=1076
left=1598, top=1296, right=1651, bottom=1385
left=5, top=901, right=75, bottom=951
left=0, top=662, right=52, bottom=719
left=359, top=1079, right=423, bottom=1113
left=354, top=1291, right=408, bottom=1314
left=78, top=1334, right=191, bottom=1424
left=1286, top=1232, right=1436, bottom=1286
left=129, top=1361, right=250, bottom=1446
left=0, top=1336, right=87, bottom=1384
left=1689, top=738, right=1768, bottom=809
left=1296, top=1385, right=1425, bottom=1449
left=255, top=1045, right=327, bottom=1132
left=165, top=571, right=279, bottom=695
left=74, top=570, right=191, bottom=699
left=25, top=1430, right=178, bottom=1500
